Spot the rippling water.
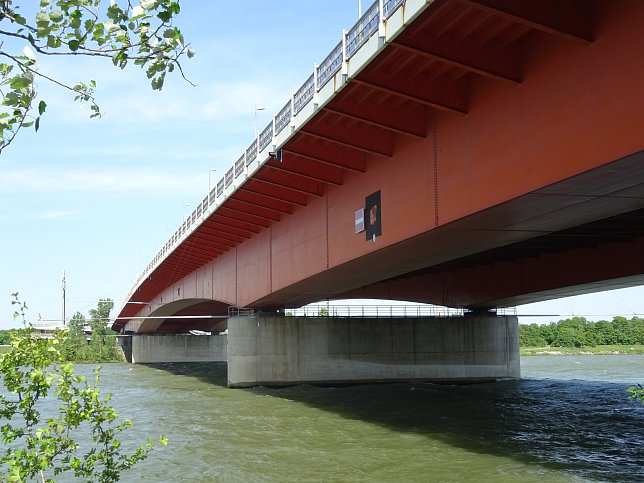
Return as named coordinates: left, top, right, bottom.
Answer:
left=29, top=355, right=644, bottom=481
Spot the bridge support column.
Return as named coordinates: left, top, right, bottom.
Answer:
left=227, top=315, right=519, bottom=388
left=126, top=334, right=228, bottom=364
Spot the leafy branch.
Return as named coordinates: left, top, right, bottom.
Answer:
left=0, top=294, right=166, bottom=482
left=0, top=0, right=194, bottom=154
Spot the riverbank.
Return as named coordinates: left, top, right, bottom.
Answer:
left=520, top=344, right=644, bottom=356
left=4, top=344, right=644, bottom=357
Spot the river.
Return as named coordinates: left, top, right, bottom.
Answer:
left=26, top=355, right=644, bottom=481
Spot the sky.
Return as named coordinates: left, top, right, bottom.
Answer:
left=1, top=1, right=643, bottom=330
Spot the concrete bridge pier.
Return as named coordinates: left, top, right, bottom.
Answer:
left=118, top=334, right=228, bottom=364
left=227, top=315, right=519, bottom=388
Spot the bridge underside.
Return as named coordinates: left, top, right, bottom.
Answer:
left=117, top=0, right=644, bottom=335
left=323, top=152, right=644, bottom=308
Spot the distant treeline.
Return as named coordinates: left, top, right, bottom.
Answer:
left=0, top=299, right=122, bottom=362
left=520, top=316, right=644, bottom=347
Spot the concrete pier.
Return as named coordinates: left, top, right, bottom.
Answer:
left=122, top=334, right=227, bottom=364
left=227, top=315, right=519, bottom=388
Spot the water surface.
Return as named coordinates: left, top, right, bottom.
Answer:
left=22, top=355, right=644, bottom=482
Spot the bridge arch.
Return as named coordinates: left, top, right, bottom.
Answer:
left=121, top=298, right=231, bottom=334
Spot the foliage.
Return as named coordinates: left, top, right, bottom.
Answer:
left=627, top=383, right=644, bottom=405
left=519, top=316, right=644, bottom=348
left=0, top=330, right=12, bottom=345
left=520, top=344, right=644, bottom=356
left=0, top=0, right=194, bottom=153
left=0, top=294, right=166, bottom=482
left=60, top=299, right=122, bottom=363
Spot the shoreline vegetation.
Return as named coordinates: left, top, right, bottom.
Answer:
left=520, top=344, right=644, bottom=356
left=3, top=344, right=643, bottom=358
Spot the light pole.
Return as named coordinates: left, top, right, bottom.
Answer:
left=254, top=105, right=265, bottom=137
left=208, top=168, right=217, bottom=206
left=61, top=269, right=66, bottom=326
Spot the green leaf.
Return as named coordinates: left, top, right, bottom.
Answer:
left=9, top=76, right=32, bottom=90
left=47, top=35, right=62, bottom=48
left=38, top=101, right=46, bottom=116
left=49, top=10, right=63, bottom=23
left=35, top=12, right=50, bottom=28
left=141, top=0, right=160, bottom=11
left=187, top=47, right=195, bottom=59
left=163, top=27, right=179, bottom=39
left=103, top=20, right=120, bottom=34
left=68, top=40, right=79, bottom=51
left=3, top=92, right=20, bottom=106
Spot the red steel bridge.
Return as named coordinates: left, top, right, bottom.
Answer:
left=114, top=0, right=644, bottom=334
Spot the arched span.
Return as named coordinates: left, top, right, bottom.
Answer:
left=121, top=298, right=231, bottom=334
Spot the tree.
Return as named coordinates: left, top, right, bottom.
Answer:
left=0, top=294, right=166, bottom=481
left=0, top=0, right=193, bottom=153
left=59, top=301, right=121, bottom=362
left=89, top=299, right=114, bottom=326
left=518, top=323, right=546, bottom=347
left=60, top=310, right=87, bottom=361
left=88, top=299, right=117, bottom=361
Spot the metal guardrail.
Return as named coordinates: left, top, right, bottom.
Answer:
left=317, top=41, right=343, bottom=90
left=346, top=2, right=380, bottom=59
left=126, top=0, right=410, bottom=302
left=229, top=305, right=517, bottom=318
left=245, top=141, right=257, bottom=166
left=275, top=99, right=292, bottom=135
left=290, top=304, right=465, bottom=318
left=294, top=73, right=315, bottom=115
left=236, top=153, right=246, bottom=176
left=259, top=123, right=273, bottom=152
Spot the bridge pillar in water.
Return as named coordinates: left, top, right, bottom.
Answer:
left=227, top=315, right=519, bottom=388
left=121, top=334, right=228, bottom=364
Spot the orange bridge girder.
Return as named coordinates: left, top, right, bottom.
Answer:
left=116, top=0, right=644, bottom=333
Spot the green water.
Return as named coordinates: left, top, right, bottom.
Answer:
left=30, top=355, right=644, bottom=481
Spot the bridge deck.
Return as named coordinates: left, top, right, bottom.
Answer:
left=115, top=0, right=644, bottom=333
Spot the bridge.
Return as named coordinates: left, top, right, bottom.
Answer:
left=114, top=0, right=644, bottom=386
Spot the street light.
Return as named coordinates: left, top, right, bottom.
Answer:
left=208, top=168, right=217, bottom=205
left=254, top=105, right=265, bottom=137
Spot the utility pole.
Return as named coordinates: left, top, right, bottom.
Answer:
left=61, top=270, right=66, bottom=326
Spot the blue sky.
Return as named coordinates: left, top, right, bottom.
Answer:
left=1, top=1, right=643, bottom=330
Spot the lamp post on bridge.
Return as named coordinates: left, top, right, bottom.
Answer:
left=254, top=105, right=265, bottom=137
left=182, top=202, right=189, bottom=222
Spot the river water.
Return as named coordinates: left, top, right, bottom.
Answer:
left=33, top=355, right=644, bottom=482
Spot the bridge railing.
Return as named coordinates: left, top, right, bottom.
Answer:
left=127, top=0, right=413, bottom=302
left=228, top=305, right=517, bottom=318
